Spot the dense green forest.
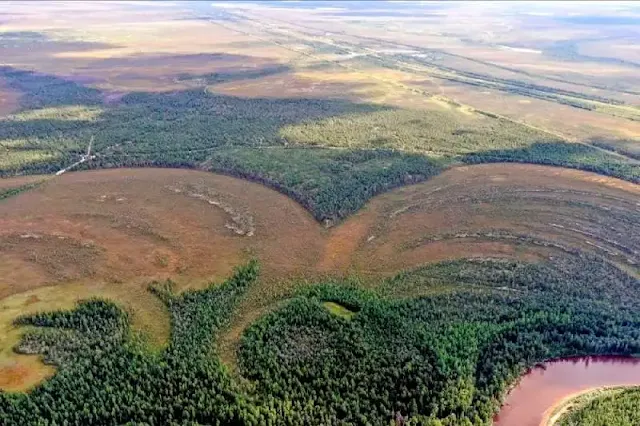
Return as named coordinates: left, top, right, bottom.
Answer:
left=2, top=253, right=639, bottom=425
left=2, top=63, right=640, bottom=425
left=239, top=254, right=640, bottom=425
left=1, top=261, right=260, bottom=425
left=557, top=387, right=640, bottom=426
left=1, top=66, right=638, bottom=222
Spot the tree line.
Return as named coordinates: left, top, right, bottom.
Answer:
left=2, top=253, right=639, bottom=425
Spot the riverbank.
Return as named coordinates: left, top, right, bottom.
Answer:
left=546, top=385, right=640, bottom=426
left=494, top=357, right=640, bottom=426
left=543, top=386, right=630, bottom=425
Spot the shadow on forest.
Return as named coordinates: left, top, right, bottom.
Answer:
left=585, top=136, right=640, bottom=161
left=0, top=31, right=118, bottom=53
left=0, top=65, right=389, bottom=152
left=1, top=65, right=637, bottom=221
left=0, top=66, right=104, bottom=109
left=1, top=65, right=443, bottom=223
left=0, top=30, right=295, bottom=102
left=82, top=52, right=292, bottom=87
left=175, top=64, right=291, bottom=86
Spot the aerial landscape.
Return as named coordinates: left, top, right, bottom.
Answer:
left=0, top=1, right=639, bottom=425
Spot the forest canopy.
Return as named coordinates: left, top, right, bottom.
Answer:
left=2, top=254, right=639, bottom=425
left=1, top=66, right=638, bottom=223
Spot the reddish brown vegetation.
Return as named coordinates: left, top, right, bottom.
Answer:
left=1, top=164, right=638, bottom=389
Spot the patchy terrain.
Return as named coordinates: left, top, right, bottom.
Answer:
left=0, top=2, right=639, bottom=423
left=1, top=164, right=638, bottom=390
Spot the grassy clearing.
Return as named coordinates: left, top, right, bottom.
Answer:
left=5, top=106, right=104, bottom=122
left=322, top=301, right=356, bottom=319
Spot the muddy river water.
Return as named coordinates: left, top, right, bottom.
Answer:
left=493, top=356, right=640, bottom=426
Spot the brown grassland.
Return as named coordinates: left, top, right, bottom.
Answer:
left=1, top=164, right=638, bottom=389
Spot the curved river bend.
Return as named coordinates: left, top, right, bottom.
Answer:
left=494, top=356, right=640, bottom=426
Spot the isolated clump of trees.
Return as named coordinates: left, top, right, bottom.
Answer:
left=2, top=253, right=640, bottom=425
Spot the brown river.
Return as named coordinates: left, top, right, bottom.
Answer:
left=493, top=356, right=640, bottom=426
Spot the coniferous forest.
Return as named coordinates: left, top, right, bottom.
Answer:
left=557, top=387, right=640, bottom=426
left=1, top=66, right=638, bottom=223
left=2, top=2, right=640, bottom=424
left=2, top=254, right=639, bottom=425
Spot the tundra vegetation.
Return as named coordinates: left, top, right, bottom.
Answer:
left=1, top=1, right=640, bottom=424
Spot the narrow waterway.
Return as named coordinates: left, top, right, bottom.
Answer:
left=493, top=356, right=640, bottom=426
